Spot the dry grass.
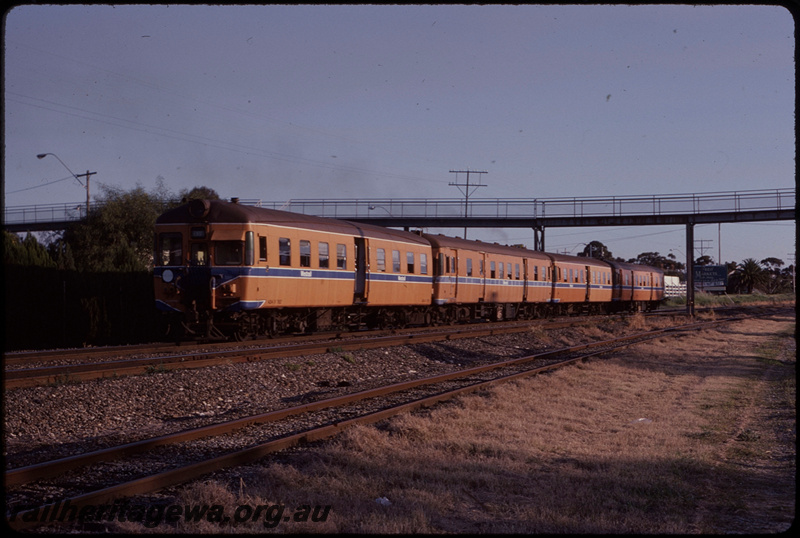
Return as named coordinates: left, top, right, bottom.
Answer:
left=114, top=315, right=795, bottom=534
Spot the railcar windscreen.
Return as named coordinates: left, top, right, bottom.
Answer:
left=158, top=233, right=182, bottom=266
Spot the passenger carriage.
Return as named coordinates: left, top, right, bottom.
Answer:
left=154, top=199, right=432, bottom=338
left=605, top=260, right=665, bottom=312
left=548, top=253, right=615, bottom=314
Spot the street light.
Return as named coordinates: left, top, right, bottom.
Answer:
left=37, top=153, right=95, bottom=216
left=368, top=205, right=393, bottom=216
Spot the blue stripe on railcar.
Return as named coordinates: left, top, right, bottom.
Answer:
left=155, top=299, right=182, bottom=312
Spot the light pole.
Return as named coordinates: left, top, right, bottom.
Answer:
left=37, top=153, right=95, bottom=216
left=368, top=205, right=393, bottom=216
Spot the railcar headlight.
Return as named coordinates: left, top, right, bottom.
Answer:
left=162, top=269, right=174, bottom=283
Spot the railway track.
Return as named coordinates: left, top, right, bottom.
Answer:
left=6, top=308, right=787, bottom=531
left=2, top=315, right=662, bottom=389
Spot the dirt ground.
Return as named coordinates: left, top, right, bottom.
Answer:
left=112, top=310, right=797, bottom=533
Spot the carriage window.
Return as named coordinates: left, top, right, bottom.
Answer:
left=406, top=252, right=415, bottom=273
left=158, top=233, right=182, bottom=266
left=299, top=240, right=311, bottom=268
left=533, top=265, right=539, bottom=281
left=393, top=250, right=401, bottom=272
left=377, top=249, right=386, bottom=272
left=319, top=242, right=329, bottom=269
left=245, top=232, right=254, bottom=266
left=215, top=241, right=243, bottom=265
left=490, top=261, right=496, bottom=279
left=337, top=244, right=347, bottom=269
left=279, top=238, right=291, bottom=266
left=480, top=260, right=485, bottom=277
left=499, top=262, right=504, bottom=280
left=507, top=262, right=513, bottom=280
left=420, top=253, right=428, bottom=274
left=466, top=258, right=473, bottom=277
left=515, top=264, right=520, bottom=280
left=259, top=236, right=267, bottom=261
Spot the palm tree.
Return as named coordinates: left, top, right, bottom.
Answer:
left=736, top=258, right=764, bottom=294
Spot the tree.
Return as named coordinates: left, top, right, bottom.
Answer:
left=578, top=241, right=612, bottom=259
left=760, top=257, right=791, bottom=294
left=626, top=251, right=684, bottom=275
left=695, top=255, right=714, bottom=266
left=179, top=186, right=220, bottom=203
left=3, top=231, right=56, bottom=267
left=46, top=236, right=77, bottom=271
left=733, top=258, right=765, bottom=294
left=63, top=184, right=168, bottom=272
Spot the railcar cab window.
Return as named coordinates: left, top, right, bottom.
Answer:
left=190, top=243, right=208, bottom=266
left=259, top=236, right=267, bottom=262
left=158, top=233, right=182, bottom=266
left=215, top=241, right=243, bottom=265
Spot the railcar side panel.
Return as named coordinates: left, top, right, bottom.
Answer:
left=364, top=238, right=432, bottom=306
left=523, top=257, right=553, bottom=303
left=482, top=252, right=525, bottom=304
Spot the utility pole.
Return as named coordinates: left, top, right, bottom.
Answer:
left=449, top=169, right=487, bottom=239
left=695, top=239, right=713, bottom=261
left=76, top=170, right=96, bottom=216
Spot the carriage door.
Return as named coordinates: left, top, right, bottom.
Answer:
left=584, top=265, right=591, bottom=302
left=480, top=252, right=487, bottom=300
left=354, top=237, right=368, bottom=303
left=453, top=249, right=459, bottom=298
left=522, top=258, right=529, bottom=301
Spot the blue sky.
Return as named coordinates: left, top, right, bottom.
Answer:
left=3, top=4, right=795, bottom=265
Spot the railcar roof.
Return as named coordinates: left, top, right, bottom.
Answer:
left=545, top=252, right=612, bottom=268
left=604, top=259, right=665, bottom=274
left=422, top=234, right=551, bottom=259
left=156, top=200, right=429, bottom=245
